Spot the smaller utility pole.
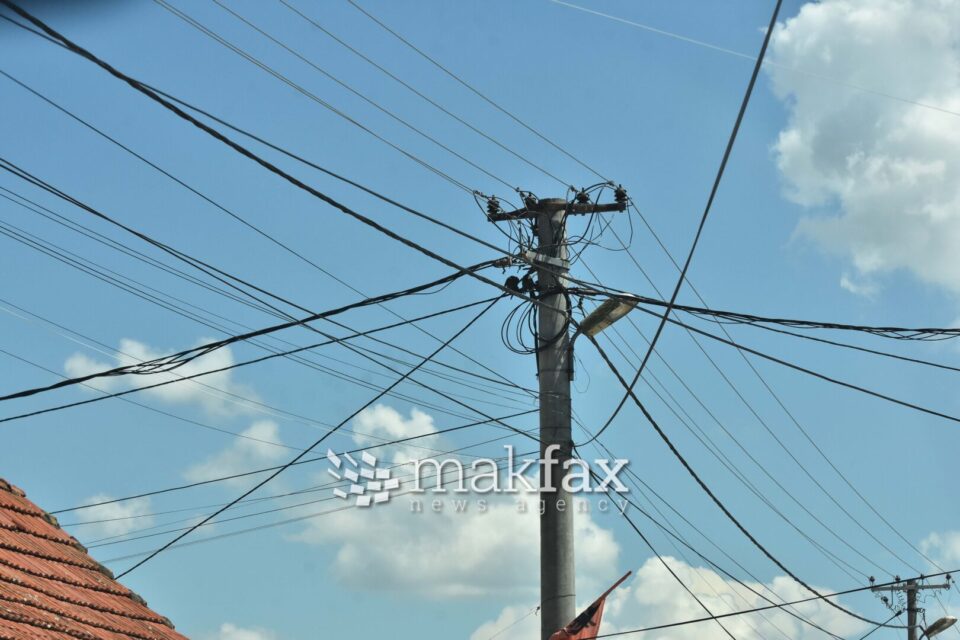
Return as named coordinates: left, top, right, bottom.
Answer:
left=871, top=578, right=952, bottom=640
left=486, top=188, right=627, bottom=640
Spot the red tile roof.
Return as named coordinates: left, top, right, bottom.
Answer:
left=0, top=479, right=189, bottom=640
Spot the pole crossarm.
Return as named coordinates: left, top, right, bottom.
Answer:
left=487, top=200, right=626, bottom=222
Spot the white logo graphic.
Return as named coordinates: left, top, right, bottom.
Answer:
left=326, top=449, right=400, bottom=507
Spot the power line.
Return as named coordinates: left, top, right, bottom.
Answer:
left=275, top=0, right=570, bottom=189
left=0, top=170, right=547, bottom=447
left=546, top=0, right=960, bottom=122
left=111, top=293, right=501, bottom=577
left=0, top=186, right=534, bottom=408
left=582, top=0, right=782, bottom=445
left=0, top=250, right=493, bottom=401
left=579, top=260, right=904, bottom=576
left=590, top=573, right=955, bottom=639
left=345, top=0, right=609, bottom=180
left=49, top=407, right=535, bottom=516
left=202, top=0, right=517, bottom=191
left=618, top=201, right=944, bottom=572
left=150, top=0, right=478, bottom=194
left=633, top=305, right=960, bottom=430
left=0, top=217, right=527, bottom=421
left=63, top=421, right=536, bottom=532
left=0, top=1, right=634, bottom=323
left=0, top=297, right=506, bottom=426
left=583, top=331, right=905, bottom=629
left=0, top=66, right=538, bottom=406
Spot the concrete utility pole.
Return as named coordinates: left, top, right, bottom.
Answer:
left=486, top=191, right=626, bottom=640
left=871, top=578, right=952, bottom=640
left=535, top=198, right=576, bottom=639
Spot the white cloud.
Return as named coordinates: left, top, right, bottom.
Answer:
left=290, top=494, right=619, bottom=599
left=72, top=494, right=152, bottom=539
left=203, top=623, right=277, bottom=640
left=920, top=530, right=960, bottom=568
left=471, top=557, right=869, bottom=640
left=184, top=420, right=287, bottom=486
left=769, top=0, right=960, bottom=295
left=64, top=338, right=257, bottom=414
left=839, top=272, right=878, bottom=298
left=351, top=404, right=439, bottom=464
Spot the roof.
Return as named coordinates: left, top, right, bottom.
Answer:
left=0, top=478, right=189, bottom=640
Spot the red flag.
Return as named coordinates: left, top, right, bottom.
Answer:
left=549, top=572, right=631, bottom=640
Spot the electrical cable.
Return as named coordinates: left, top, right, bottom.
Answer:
left=631, top=305, right=960, bottom=430
left=203, top=0, right=516, bottom=191
left=49, top=407, right=535, bottom=516
left=0, top=255, right=492, bottom=401
left=111, top=293, right=501, bottom=577
left=620, top=202, right=945, bottom=571
left=580, top=0, right=782, bottom=445
left=276, top=0, right=570, bottom=189
left=345, top=0, right=609, bottom=180
left=584, top=574, right=951, bottom=639
left=0, top=67, right=538, bottom=406
left=0, top=297, right=510, bottom=426
left=583, top=331, right=906, bottom=629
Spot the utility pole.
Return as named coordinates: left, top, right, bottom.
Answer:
left=487, top=190, right=627, bottom=640
left=871, top=577, right=953, bottom=640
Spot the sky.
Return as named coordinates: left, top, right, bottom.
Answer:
left=1, top=1, right=960, bottom=639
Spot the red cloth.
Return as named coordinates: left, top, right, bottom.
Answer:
left=549, top=597, right=607, bottom=640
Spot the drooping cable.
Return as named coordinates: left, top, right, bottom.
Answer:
left=580, top=0, right=782, bottom=445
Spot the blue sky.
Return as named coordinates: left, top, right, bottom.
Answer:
left=2, top=1, right=960, bottom=639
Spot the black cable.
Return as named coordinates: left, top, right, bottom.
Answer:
left=152, top=0, right=479, bottom=195
left=579, top=261, right=906, bottom=577
left=0, top=67, right=538, bottom=405
left=588, top=574, right=953, bottom=639
left=583, top=332, right=906, bottom=629
left=582, top=0, right=782, bottom=445
left=203, top=0, right=516, bottom=191
left=0, top=297, right=505, bottom=426
left=619, top=202, right=945, bottom=571
left=0, top=254, right=491, bottom=401
left=0, top=219, right=527, bottom=420
left=0, top=167, right=544, bottom=438
left=111, top=294, right=501, bottom=578
left=276, top=0, right=570, bottom=189
left=693, top=310, right=960, bottom=371
left=345, top=0, right=608, bottom=180
left=583, top=468, right=739, bottom=640
left=587, top=437, right=834, bottom=639
left=633, top=305, right=960, bottom=430
left=49, top=407, right=535, bottom=516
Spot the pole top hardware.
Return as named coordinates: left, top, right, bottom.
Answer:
left=485, top=191, right=628, bottom=222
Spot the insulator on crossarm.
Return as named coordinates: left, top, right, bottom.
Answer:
left=614, top=184, right=628, bottom=205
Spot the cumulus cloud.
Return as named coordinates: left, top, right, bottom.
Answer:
left=769, top=0, right=960, bottom=295
left=203, top=623, right=277, bottom=640
left=920, top=530, right=960, bottom=568
left=290, top=494, right=619, bottom=599
left=351, top=404, right=439, bottom=464
left=471, top=557, right=868, bottom=640
left=184, top=421, right=287, bottom=486
left=64, top=339, right=257, bottom=414
left=71, top=494, right=153, bottom=539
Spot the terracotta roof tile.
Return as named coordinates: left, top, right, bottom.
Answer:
left=0, top=479, right=189, bottom=640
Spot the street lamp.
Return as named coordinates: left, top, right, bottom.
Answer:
left=922, top=616, right=957, bottom=639
left=577, top=297, right=639, bottom=338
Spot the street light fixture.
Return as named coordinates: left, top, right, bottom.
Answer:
left=922, top=616, right=957, bottom=639
left=577, top=297, right=639, bottom=338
